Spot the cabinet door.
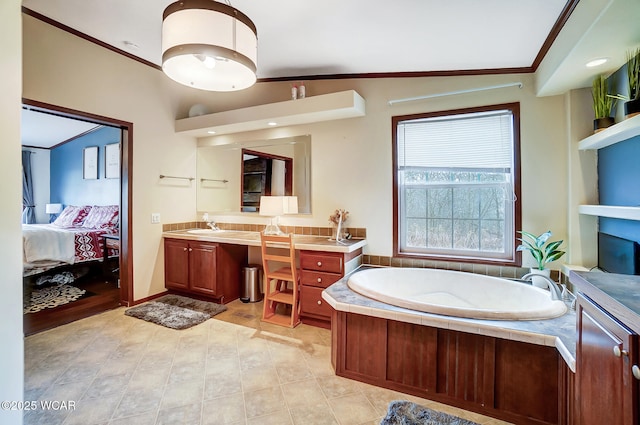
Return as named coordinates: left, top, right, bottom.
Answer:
left=188, top=241, right=218, bottom=296
left=164, top=239, right=189, bottom=290
left=577, top=294, right=637, bottom=425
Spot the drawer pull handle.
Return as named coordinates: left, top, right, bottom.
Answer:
left=633, top=365, right=640, bottom=380
left=317, top=261, right=322, bottom=267
left=317, top=300, right=322, bottom=305
left=613, top=346, right=628, bottom=357
left=183, top=247, right=188, bottom=252
left=317, top=277, right=322, bottom=283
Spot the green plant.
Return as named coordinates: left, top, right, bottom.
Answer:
left=592, top=74, right=615, bottom=118
left=517, top=231, right=566, bottom=270
left=610, top=48, right=640, bottom=102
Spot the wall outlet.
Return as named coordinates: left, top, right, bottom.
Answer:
left=151, top=213, right=161, bottom=224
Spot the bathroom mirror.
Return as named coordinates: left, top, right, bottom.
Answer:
left=197, top=135, right=311, bottom=214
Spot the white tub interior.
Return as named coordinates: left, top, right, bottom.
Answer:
left=347, top=267, right=567, bottom=320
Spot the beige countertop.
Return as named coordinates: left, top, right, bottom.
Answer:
left=162, top=229, right=367, bottom=253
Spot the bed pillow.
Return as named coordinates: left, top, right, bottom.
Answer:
left=52, top=205, right=92, bottom=228
left=81, top=205, right=119, bottom=230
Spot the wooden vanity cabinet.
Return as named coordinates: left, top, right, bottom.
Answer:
left=164, top=238, right=247, bottom=304
left=576, top=293, right=639, bottom=425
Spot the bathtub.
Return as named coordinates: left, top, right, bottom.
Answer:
left=346, top=267, right=568, bottom=320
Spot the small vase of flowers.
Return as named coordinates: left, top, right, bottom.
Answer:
left=329, top=209, right=349, bottom=241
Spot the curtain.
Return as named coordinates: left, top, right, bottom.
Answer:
left=22, top=150, right=36, bottom=224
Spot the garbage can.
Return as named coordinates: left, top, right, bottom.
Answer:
left=241, top=264, right=263, bottom=303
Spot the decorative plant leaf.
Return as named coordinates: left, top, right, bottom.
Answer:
left=535, top=231, right=552, bottom=248
left=516, top=230, right=565, bottom=270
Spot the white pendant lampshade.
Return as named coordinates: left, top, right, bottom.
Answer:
left=162, top=0, right=258, bottom=91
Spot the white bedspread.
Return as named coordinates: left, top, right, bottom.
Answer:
left=22, top=224, right=75, bottom=264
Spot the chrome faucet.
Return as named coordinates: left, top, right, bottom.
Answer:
left=521, top=273, right=563, bottom=301
left=202, top=213, right=220, bottom=231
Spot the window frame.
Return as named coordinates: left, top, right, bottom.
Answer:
left=392, top=102, right=522, bottom=266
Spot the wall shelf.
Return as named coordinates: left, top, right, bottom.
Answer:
left=579, top=205, right=640, bottom=221
left=175, top=90, right=366, bottom=137
left=578, top=114, right=640, bottom=150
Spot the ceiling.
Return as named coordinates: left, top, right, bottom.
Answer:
left=20, top=0, right=640, bottom=147
left=21, top=107, right=101, bottom=149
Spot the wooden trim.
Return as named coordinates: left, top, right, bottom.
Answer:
left=21, top=7, right=161, bottom=71
left=22, top=98, right=134, bottom=307
left=531, top=0, right=581, bottom=72
left=391, top=103, right=522, bottom=267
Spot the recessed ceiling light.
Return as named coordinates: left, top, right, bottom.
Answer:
left=586, top=58, right=608, bottom=68
left=207, top=130, right=216, bottom=134
left=267, top=122, right=277, bottom=126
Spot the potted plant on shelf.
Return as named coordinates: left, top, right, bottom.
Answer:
left=517, top=230, right=566, bottom=288
left=611, top=48, right=640, bottom=119
left=592, top=74, right=616, bottom=133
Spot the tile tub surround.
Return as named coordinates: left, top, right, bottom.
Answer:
left=322, top=266, right=577, bottom=372
left=23, top=299, right=511, bottom=425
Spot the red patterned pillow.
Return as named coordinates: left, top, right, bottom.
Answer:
left=52, top=205, right=92, bottom=228
left=82, top=205, right=119, bottom=230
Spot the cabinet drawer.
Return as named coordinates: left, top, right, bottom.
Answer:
left=300, top=253, right=343, bottom=273
left=300, top=285, right=333, bottom=319
left=301, top=270, right=341, bottom=288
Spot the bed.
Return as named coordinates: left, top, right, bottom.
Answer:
left=23, top=205, right=119, bottom=277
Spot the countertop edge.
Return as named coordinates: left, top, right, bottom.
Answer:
left=162, top=231, right=367, bottom=253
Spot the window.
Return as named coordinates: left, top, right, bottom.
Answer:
left=392, top=103, right=521, bottom=265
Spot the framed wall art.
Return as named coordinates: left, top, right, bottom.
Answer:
left=105, top=142, right=120, bottom=179
left=83, top=146, right=99, bottom=180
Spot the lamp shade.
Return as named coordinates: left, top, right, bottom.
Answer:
left=259, top=196, right=298, bottom=216
left=45, top=203, right=63, bottom=214
left=162, top=0, right=258, bottom=91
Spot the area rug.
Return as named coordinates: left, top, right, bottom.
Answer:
left=124, top=295, right=227, bottom=330
left=24, top=283, right=89, bottom=314
left=380, top=401, right=480, bottom=425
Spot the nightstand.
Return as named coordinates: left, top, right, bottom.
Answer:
left=102, top=234, right=120, bottom=278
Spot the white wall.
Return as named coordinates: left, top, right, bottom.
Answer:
left=201, top=75, right=571, bottom=268
left=23, top=12, right=582, bottom=308
left=25, top=147, right=51, bottom=223
left=1, top=1, right=25, bottom=424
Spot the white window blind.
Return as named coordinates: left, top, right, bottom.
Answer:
left=397, top=110, right=514, bottom=170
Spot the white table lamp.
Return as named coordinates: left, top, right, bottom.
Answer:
left=45, top=203, right=63, bottom=223
left=259, top=196, right=298, bottom=235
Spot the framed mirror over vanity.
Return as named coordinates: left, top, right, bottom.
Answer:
left=196, top=135, right=311, bottom=214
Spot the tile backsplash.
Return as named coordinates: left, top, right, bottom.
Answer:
left=162, top=221, right=367, bottom=238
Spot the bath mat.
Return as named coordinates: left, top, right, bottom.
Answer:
left=24, top=283, right=90, bottom=314
left=125, top=295, right=227, bottom=330
left=154, top=294, right=228, bottom=316
left=380, top=400, right=480, bottom=425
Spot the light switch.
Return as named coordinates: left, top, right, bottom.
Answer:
left=151, top=213, right=161, bottom=224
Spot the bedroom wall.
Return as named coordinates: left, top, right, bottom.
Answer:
left=50, top=125, right=120, bottom=207
left=1, top=0, right=25, bottom=423
left=24, top=147, right=51, bottom=223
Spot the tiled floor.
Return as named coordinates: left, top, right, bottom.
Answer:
left=24, top=300, right=512, bottom=425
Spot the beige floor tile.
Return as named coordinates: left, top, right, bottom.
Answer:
left=246, top=408, right=292, bottom=425
left=289, top=401, right=339, bottom=425
left=327, top=393, right=380, bottom=425
left=63, top=393, right=121, bottom=425
left=317, top=374, right=361, bottom=399
left=106, top=410, right=157, bottom=425
left=281, top=378, right=326, bottom=409
left=204, top=370, right=243, bottom=400
left=160, top=379, right=205, bottom=410
left=202, top=393, right=246, bottom=424
left=240, top=365, right=280, bottom=392
left=155, top=402, right=201, bottom=425
left=82, top=373, right=129, bottom=399
left=244, top=386, right=286, bottom=418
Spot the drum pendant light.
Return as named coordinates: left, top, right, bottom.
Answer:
left=162, top=0, right=258, bottom=91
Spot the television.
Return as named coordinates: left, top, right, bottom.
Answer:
left=598, top=232, right=640, bottom=275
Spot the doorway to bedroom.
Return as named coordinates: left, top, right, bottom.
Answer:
left=21, top=99, right=132, bottom=335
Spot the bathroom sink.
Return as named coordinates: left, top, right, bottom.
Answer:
left=186, top=229, right=226, bottom=234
